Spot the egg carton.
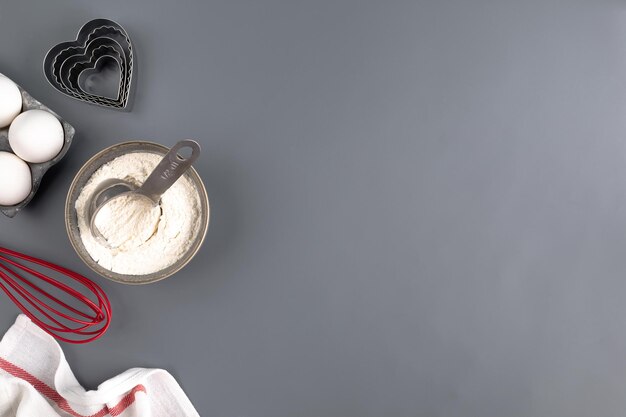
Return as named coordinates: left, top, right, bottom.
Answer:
left=43, top=19, right=133, bottom=110
left=0, top=76, right=75, bottom=218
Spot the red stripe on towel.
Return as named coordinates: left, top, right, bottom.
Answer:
left=0, top=357, right=146, bottom=417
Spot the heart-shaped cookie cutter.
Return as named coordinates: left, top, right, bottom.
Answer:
left=61, top=43, right=127, bottom=106
left=44, top=20, right=133, bottom=108
left=50, top=26, right=132, bottom=106
left=43, top=19, right=134, bottom=110
left=57, top=37, right=129, bottom=106
left=48, top=48, right=127, bottom=109
left=45, top=22, right=132, bottom=109
left=69, top=51, right=126, bottom=101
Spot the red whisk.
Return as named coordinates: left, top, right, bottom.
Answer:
left=0, top=246, right=111, bottom=344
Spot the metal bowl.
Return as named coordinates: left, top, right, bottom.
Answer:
left=65, top=141, right=209, bottom=284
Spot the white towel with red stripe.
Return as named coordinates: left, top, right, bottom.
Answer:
left=0, top=315, right=200, bottom=417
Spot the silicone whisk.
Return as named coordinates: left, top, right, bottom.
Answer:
left=0, top=246, right=111, bottom=344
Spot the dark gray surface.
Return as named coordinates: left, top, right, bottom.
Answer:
left=1, top=0, right=626, bottom=416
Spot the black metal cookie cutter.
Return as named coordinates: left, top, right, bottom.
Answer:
left=43, top=19, right=134, bottom=110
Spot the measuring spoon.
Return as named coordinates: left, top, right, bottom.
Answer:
left=86, top=140, right=201, bottom=245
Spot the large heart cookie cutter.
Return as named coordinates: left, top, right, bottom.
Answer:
left=50, top=26, right=132, bottom=106
left=43, top=19, right=134, bottom=110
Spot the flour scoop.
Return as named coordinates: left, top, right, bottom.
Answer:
left=86, top=140, right=201, bottom=247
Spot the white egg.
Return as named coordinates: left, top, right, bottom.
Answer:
left=8, top=109, right=64, bottom=163
left=0, top=75, right=22, bottom=128
left=0, top=151, right=32, bottom=206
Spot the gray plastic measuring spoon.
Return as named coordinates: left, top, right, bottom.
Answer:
left=86, top=140, right=201, bottom=245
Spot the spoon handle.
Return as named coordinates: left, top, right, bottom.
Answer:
left=137, top=140, right=201, bottom=202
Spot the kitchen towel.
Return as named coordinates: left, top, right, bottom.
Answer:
left=0, top=315, right=200, bottom=417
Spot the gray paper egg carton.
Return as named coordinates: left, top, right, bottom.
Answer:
left=0, top=77, right=75, bottom=218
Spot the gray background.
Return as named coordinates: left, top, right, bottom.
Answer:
left=0, top=0, right=626, bottom=416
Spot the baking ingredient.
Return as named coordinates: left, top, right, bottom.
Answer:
left=8, top=109, right=64, bottom=163
left=75, top=152, right=203, bottom=275
left=94, top=194, right=161, bottom=250
left=0, top=75, right=22, bottom=128
left=0, top=152, right=32, bottom=206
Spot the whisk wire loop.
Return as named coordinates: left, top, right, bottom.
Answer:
left=0, top=246, right=111, bottom=344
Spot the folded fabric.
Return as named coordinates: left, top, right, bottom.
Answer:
left=0, top=315, right=200, bottom=417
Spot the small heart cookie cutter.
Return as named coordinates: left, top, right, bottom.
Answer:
left=58, top=36, right=129, bottom=106
left=43, top=19, right=134, bottom=110
left=62, top=44, right=127, bottom=105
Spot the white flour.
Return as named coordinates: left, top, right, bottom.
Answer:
left=75, top=152, right=203, bottom=275
left=94, top=194, right=162, bottom=250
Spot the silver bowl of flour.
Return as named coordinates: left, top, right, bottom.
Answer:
left=65, top=141, right=209, bottom=284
